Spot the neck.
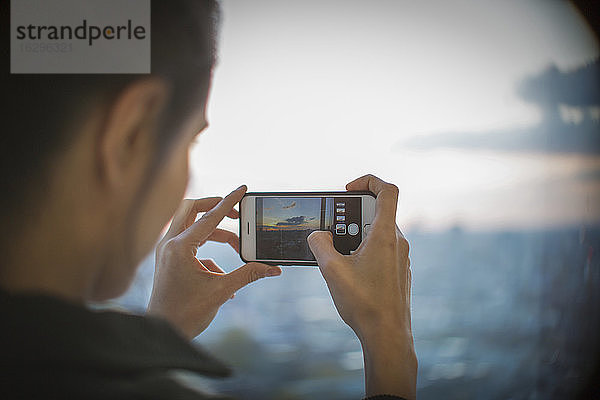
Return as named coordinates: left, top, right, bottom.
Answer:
left=0, top=207, right=108, bottom=303
left=1, top=242, right=98, bottom=303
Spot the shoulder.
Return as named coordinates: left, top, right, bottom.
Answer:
left=0, top=289, right=231, bottom=399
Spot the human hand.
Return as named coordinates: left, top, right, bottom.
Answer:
left=307, top=174, right=416, bottom=399
left=147, top=185, right=282, bottom=339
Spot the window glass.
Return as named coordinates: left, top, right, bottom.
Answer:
left=117, top=1, right=599, bottom=398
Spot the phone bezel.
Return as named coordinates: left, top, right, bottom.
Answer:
left=240, top=191, right=376, bottom=266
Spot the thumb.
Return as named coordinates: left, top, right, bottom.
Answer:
left=307, top=230, right=341, bottom=268
left=225, top=262, right=282, bottom=294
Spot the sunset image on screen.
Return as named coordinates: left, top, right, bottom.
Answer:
left=259, top=198, right=321, bottom=231
left=256, top=197, right=333, bottom=260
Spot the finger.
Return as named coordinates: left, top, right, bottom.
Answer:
left=407, top=261, right=412, bottom=298
left=200, top=258, right=236, bottom=299
left=346, top=174, right=398, bottom=231
left=346, top=174, right=389, bottom=192
left=396, top=225, right=405, bottom=239
left=206, top=229, right=240, bottom=254
left=307, top=231, right=343, bottom=271
left=182, top=185, right=247, bottom=246
left=406, top=265, right=412, bottom=330
left=199, top=259, right=226, bottom=274
left=198, top=259, right=235, bottom=299
left=396, top=225, right=406, bottom=241
left=164, top=197, right=223, bottom=241
left=224, top=262, right=282, bottom=294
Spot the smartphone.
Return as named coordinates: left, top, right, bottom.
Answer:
left=240, top=191, right=376, bottom=266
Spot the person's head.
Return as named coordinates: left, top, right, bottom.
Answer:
left=0, top=0, right=220, bottom=300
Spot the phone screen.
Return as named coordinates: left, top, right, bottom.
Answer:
left=255, top=196, right=362, bottom=261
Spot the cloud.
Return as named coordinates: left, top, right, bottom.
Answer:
left=282, top=201, right=296, bottom=209
left=400, top=123, right=600, bottom=154
left=276, top=215, right=316, bottom=226
left=517, top=62, right=600, bottom=107
left=400, top=61, right=600, bottom=155
left=577, top=167, right=600, bottom=182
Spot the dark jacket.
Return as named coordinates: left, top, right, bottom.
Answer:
left=0, top=289, right=233, bottom=399
left=0, top=289, right=406, bottom=400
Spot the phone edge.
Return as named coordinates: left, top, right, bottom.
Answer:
left=239, top=191, right=376, bottom=267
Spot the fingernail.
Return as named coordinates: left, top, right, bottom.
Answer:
left=266, top=267, right=281, bottom=277
left=236, top=185, right=247, bottom=191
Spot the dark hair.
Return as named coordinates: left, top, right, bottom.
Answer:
left=0, top=1, right=219, bottom=248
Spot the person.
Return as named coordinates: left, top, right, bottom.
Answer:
left=0, top=1, right=417, bottom=399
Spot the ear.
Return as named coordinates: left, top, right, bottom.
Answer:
left=96, top=78, right=169, bottom=188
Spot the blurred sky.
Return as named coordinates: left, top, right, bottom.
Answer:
left=186, top=0, right=600, bottom=232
